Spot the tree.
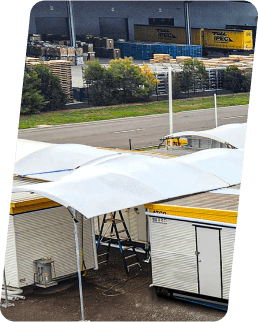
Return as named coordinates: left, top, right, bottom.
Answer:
left=182, top=59, right=208, bottom=95
left=33, top=64, right=67, bottom=111
left=109, top=58, right=155, bottom=103
left=84, top=60, right=113, bottom=106
left=21, top=68, right=45, bottom=115
left=84, top=58, right=156, bottom=106
left=172, top=71, right=185, bottom=98
left=224, top=66, right=244, bottom=93
left=241, top=69, right=252, bottom=92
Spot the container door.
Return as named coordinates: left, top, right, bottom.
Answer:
left=196, top=226, right=222, bottom=298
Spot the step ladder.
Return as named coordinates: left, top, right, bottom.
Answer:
left=96, top=211, right=142, bottom=274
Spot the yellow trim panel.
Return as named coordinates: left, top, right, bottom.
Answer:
left=10, top=198, right=60, bottom=214
left=145, top=203, right=238, bottom=224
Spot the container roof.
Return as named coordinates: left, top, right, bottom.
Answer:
left=164, top=123, right=247, bottom=149
left=13, top=148, right=243, bottom=219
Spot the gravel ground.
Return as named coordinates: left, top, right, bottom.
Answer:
left=1, top=247, right=226, bottom=321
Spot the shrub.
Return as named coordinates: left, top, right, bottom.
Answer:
left=21, top=68, right=45, bottom=115
left=182, top=59, right=208, bottom=94
left=33, top=64, right=67, bottom=111
left=84, top=58, right=156, bottom=106
left=224, top=66, right=243, bottom=93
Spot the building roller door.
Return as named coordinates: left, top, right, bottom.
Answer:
left=35, top=17, right=69, bottom=35
left=99, top=17, right=129, bottom=40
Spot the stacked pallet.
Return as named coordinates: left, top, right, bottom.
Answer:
left=150, top=54, right=253, bottom=72
left=150, top=54, right=191, bottom=64
left=45, top=60, right=73, bottom=102
left=26, top=57, right=40, bottom=65
left=115, top=41, right=202, bottom=60
left=197, top=55, right=254, bottom=71
left=27, top=60, right=73, bottom=102
left=150, top=54, right=170, bottom=63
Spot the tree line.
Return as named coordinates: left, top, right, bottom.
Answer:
left=21, top=58, right=252, bottom=114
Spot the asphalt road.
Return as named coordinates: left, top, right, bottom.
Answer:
left=18, top=104, right=249, bottom=149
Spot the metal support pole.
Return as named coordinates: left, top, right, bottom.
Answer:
left=129, top=138, right=132, bottom=150
left=168, top=67, right=173, bottom=135
left=1, top=269, right=14, bottom=308
left=184, top=1, right=191, bottom=45
left=68, top=207, right=85, bottom=321
left=67, top=1, right=76, bottom=47
left=214, top=93, right=218, bottom=128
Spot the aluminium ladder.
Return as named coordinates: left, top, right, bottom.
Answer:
left=96, top=211, right=142, bottom=274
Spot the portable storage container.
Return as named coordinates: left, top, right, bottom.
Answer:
left=5, top=177, right=98, bottom=289
left=135, top=25, right=187, bottom=44
left=134, top=25, right=253, bottom=51
left=203, top=29, right=253, bottom=51
left=146, top=188, right=238, bottom=303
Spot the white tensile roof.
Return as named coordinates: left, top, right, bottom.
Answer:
left=15, top=139, right=55, bottom=162
left=14, top=142, right=118, bottom=181
left=164, top=123, right=247, bottom=149
left=13, top=145, right=243, bottom=219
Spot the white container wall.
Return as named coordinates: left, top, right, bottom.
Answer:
left=5, top=206, right=97, bottom=288
left=148, top=215, right=236, bottom=300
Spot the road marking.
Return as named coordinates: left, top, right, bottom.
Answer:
left=114, top=128, right=144, bottom=134
left=221, top=116, right=246, bottom=120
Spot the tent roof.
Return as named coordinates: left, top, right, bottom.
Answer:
left=15, top=139, right=55, bottom=162
left=14, top=142, right=118, bottom=181
left=13, top=148, right=243, bottom=219
left=164, top=123, right=247, bottom=149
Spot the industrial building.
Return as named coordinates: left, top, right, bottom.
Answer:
left=29, top=1, right=257, bottom=43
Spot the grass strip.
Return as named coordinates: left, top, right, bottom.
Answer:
left=19, top=93, right=249, bottom=129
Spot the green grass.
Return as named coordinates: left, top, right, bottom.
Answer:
left=19, top=93, right=249, bottom=129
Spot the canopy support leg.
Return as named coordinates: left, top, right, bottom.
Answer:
left=1, top=268, right=14, bottom=308
left=68, top=207, right=86, bottom=321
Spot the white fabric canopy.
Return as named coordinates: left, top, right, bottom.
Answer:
left=210, top=188, right=240, bottom=195
left=13, top=149, right=243, bottom=219
left=14, top=143, right=118, bottom=181
left=15, top=139, right=55, bottom=162
left=177, top=148, right=243, bottom=185
left=164, top=123, right=247, bottom=149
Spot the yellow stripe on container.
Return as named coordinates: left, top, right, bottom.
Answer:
left=10, top=198, right=60, bottom=214
left=145, top=203, right=238, bottom=225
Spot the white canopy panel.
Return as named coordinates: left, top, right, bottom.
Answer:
left=13, top=149, right=243, bottom=219
left=177, top=148, right=243, bottom=185
left=15, top=139, right=55, bottom=162
left=14, top=143, right=118, bottom=181
left=164, top=123, right=247, bottom=149
left=210, top=188, right=240, bottom=195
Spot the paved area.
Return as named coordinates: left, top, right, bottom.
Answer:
left=18, top=105, right=248, bottom=149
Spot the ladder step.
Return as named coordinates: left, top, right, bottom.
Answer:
left=120, top=237, right=130, bottom=242
left=100, top=238, right=112, bottom=243
left=105, top=219, right=123, bottom=223
left=125, top=254, right=136, bottom=260
left=127, top=263, right=140, bottom=268
left=123, top=246, right=134, bottom=251
left=98, top=260, right=108, bottom=265
left=97, top=252, right=109, bottom=257
left=117, top=229, right=127, bottom=233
